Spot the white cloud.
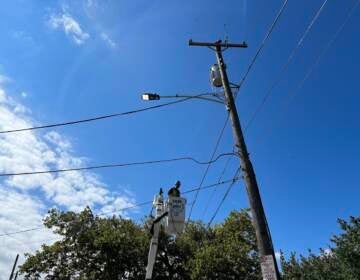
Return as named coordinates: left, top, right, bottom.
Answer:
left=0, top=74, right=11, bottom=85
left=99, top=195, right=136, bottom=217
left=83, top=0, right=101, bottom=19
left=21, top=91, right=28, bottom=98
left=85, top=0, right=96, bottom=8
left=0, top=88, right=7, bottom=103
left=12, top=31, right=35, bottom=45
left=48, top=13, right=90, bottom=45
left=0, top=81, right=136, bottom=277
left=101, top=32, right=117, bottom=49
left=0, top=188, right=56, bottom=278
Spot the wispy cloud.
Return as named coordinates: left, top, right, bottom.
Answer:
left=0, top=188, right=56, bottom=277
left=48, top=12, right=90, bottom=45
left=0, top=78, right=135, bottom=275
left=85, top=0, right=97, bottom=9
left=83, top=0, right=102, bottom=19
left=0, top=74, right=11, bottom=85
left=101, top=32, right=117, bottom=49
left=12, top=31, right=35, bottom=45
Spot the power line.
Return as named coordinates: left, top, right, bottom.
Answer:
left=0, top=152, right=236, bottom=177
left=97, top=201, right=154, bottom=216
left=0, top=94, right=212, bottom=134
left=0, top=177, right=241, bottom=238
left=281, top=0, right=360, bottom=108
left=0, top=227, right=44, bottom=238
left=201, top=150, right=233, bottom=219
left=245, top=0, right=329, bottom=130
left=252, top=0, right=360, bottom=147
left=188, top=0, right=289, bottom=221
left=237, top=0, right=290, bottom=90
left=194, top=0, right=290, bottom=222
left=207, top=168, right=241, bottom=227
left=187, top=115, right=230, bottom=221
left=183, top=177, right=241, bottom=195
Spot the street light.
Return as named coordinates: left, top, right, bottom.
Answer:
left=141, top=93, right=161, bottom=101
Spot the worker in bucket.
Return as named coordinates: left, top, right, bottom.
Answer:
left=168, top=180, right=181, bottom=197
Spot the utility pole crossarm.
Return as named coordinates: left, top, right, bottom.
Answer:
left=189, top=39, right=248, bottom=48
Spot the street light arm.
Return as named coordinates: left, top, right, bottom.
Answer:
left=160, top=94, right=224, bottom=104
left=141, top=93, right=224, bottom=104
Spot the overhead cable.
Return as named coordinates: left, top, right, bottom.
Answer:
left=186, top=116, right=230, bottom=221
left=0, top=152, right=236, bottom=177
left=245, top=0, right=329, bottom=130
left=194, top=0, right=290, bottom=221
left=201, top=153, right=233, bottom=219
left=251, top=0, right=360, bottom=147
left=237, top=0, right=290, bottom=90
left=0, top=177, right=241, bottom=238
left=0, top=94, right=212, bottom=134
left=207, top=168, right=241, bottom=227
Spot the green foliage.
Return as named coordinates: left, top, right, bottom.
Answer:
left=332, top=217, right=360, bottom=279
left=189, top=210, right=260, bottom=280
left=20, top=206, right=360, bottom=280
left=20, top=207, right=148, bottom=279
left=281, top=216, right=360, bottom=280
left=19, top=208, right=261, bottom=279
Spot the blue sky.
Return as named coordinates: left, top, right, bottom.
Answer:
left=0, top=0, right=360, bottom=275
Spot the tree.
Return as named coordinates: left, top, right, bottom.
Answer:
left=20, top=207, right=149, bottom=279
left=332, top=216, right=360, bottom=279
left=19, top=208, right=261, bottom=279
left=21, top=206, right=360, bottom=280
left=188, top=210, right=261, bottom=280
left=281, top=216, right=360, bottom=280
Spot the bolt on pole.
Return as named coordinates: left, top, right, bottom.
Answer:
left=189, top=39, right=280, bottom=280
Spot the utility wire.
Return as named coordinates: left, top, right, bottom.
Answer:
left=187, top=116, right=230, bottom=221
left=281, top=0, right=360, bottom=109
left=0, top=227, right=44, bottom=238
left=237, top=0, right=290, bottom=90
left=0, top=177, right=240, bottom=238
left=0, top=94, right=212, bottom=134
left=245, top=0, right=329, bottom=130
left=195, top=0, right=290, bottom=221
left=207, top=168, right=241, bottom=227
left=201, top=151, right=233, bottom=219
left=252, top=0, right=360, bottom=147
left=183, top=177, right=241, bottom=195
left=0, top=152, right=236, bottom=177
left=97, top=201, right=154, bottom=216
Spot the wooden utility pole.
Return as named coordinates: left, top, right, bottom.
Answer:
left=9, top=254, right=19, bottom=280
left=189, top=39, right=280, bottom=280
